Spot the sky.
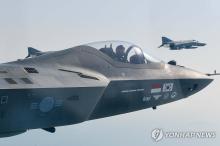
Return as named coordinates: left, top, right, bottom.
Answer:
left=0, top=0, right=220, bottom=146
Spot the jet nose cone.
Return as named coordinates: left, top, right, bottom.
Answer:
left=199, top=43, right=206, bottom=46
left=167, top=64, right=213, bottom=98
left=180, top=78, right=213, bottom=97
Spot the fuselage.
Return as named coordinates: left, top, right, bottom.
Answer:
left=167, top=40, right=206, bottom=50
left=0, top=43, right=213, bottom=137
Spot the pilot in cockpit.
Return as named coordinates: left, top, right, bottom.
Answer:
left=115, top=45, right=126, bottom=62
left=99, top=44, right=116, bottom=59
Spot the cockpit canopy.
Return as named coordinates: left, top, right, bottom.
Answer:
left=85, top=41, right=159, bottom=64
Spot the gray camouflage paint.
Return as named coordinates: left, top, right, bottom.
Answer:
left=0, top=45, right=213, bottom=137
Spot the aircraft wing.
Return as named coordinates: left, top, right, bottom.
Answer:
left=185, top=46, right=198, bottom=49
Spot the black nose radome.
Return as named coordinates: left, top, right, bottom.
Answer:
left=201, top=43, right=206, bottom=46
left=180, top=78, right=213, bottom=97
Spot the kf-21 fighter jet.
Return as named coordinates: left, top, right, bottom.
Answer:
left=159, top=36, right=206, bottom=50
left=0, top=41, right=218, bottom=138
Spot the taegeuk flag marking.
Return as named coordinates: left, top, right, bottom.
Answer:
left=151, top=83, right=162, bottom=93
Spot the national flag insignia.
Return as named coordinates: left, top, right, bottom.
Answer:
left=171, top=92, right=177, bottom=98
left=151, top=83, right=162, bottom=94
left=163, top=93, right=170, bottom=99
left=162, top=83, right=174, bottom=92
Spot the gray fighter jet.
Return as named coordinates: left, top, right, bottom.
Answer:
left=0, top=41, right=217, bottom=138
left=159, top=36, right=206, bottom=50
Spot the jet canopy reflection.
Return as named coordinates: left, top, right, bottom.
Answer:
left=86, top=41, right=159, bottom=64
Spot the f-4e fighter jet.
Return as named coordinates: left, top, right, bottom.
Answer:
left=159, top=36, right=206, bottom=50
left=0, top=41, right=217, bottom=138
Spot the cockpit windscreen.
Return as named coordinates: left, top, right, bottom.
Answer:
left=86, top=41, right=160, bottom=64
